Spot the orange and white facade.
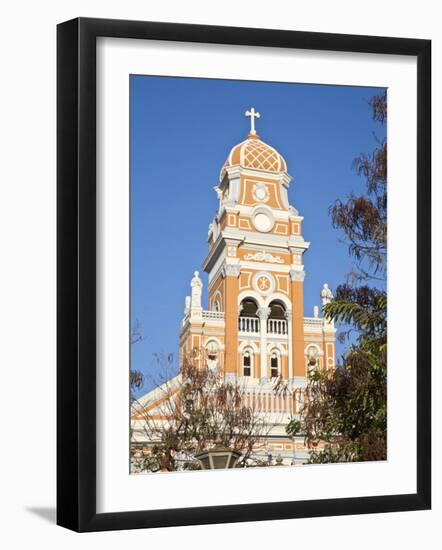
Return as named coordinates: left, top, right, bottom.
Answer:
left=133, top=110, right=336, bottom=464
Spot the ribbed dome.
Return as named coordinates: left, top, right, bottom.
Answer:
left=220, top=134, right=287, bottom=181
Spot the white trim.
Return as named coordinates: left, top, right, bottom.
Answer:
left=251, top=205, right=275, bottom=233
left=237, top=289, right=266, bottom=306
left=267, top=342, right=287, bottom=356
left=210, top=289, right=223, bottom=311
left=238, top=340, right=259, bottom=353
left=304, top=343, right=324, bottom=356
left=252, top=270, right=276, bottom=296
left=265, top=291, right=292, bottom=310
left=241, top=261, right=291, bottom=273
left=204, top=336, right=224, bottom=351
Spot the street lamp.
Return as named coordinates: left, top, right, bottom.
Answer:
left=195, top=445, right=242, bottom=470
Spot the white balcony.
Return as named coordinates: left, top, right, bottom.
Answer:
left=238, top=316, right=288, bottom=335
left=238, top=316, right=260, bottom=334
left=303, top=317, right=323, bottom=331
left=242, top=386, right=301, bottom=415
left=267, top=319, right=287, bottom=335
left=202, top=310, right=225, bottom=321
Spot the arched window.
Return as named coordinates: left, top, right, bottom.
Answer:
left=270, top=350, right=280, bottom=378
left=239, top=298, right=259, bottom=334
left=206, top=341, right=219, bottom=370
left=239, top=298, right=258, bottom=317
left=267, top=300, right=287, bottom=335
left=268, top=300, right=286, bottom=319
left=212, top=300, right=220, bottom=312
left=306, top=345, right=320, bottom=371
left=242, top=349, right=253, bottom=377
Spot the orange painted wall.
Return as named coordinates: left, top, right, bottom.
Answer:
left=224, top=274, right=239, bottom=373
left=239, top=177, right=284, bottom=210
left=290, top=280, right=306, bottom=376
left=208, top=275, right=225, bottom=311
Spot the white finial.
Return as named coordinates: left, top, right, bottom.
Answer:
left=245, top=107, right=261, bottom=135
left=191, top=271, right=202, bottom=298
left=190, top=271, right=203, bottom=319
left=313, top=305, right=319, bottom=318
left=321, top=283, right=333, bottom=306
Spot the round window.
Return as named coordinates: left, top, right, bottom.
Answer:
left=253, top=212, right=273, bottom=232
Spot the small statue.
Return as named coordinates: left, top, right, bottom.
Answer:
left=321, top=283, right=333, bottom=306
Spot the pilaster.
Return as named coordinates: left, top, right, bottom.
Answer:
left=223, top=264, right=241, bottom=374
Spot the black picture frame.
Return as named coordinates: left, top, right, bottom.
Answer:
left=57, top=17, right=431, bottom=532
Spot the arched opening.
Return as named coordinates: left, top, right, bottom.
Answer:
left=270, top=349, right=280, bottom=378
left=240, top=298, right=259, bottom=317
left=267, top=300, right=287, bottom=335
left=238, top=298, right=259, bottom=334
left=306, top=345, right=320, bottom=371
left=205, top=340, right=219, bottom=370
left=242, top=348, right=253, bottom=377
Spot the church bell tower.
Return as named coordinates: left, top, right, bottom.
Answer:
left=179, top=109, right=335, bottom=384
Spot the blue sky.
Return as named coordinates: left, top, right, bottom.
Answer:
left=130, top=75, right=386, bottom=395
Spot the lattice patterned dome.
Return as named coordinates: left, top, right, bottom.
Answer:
left=220, top=134, right=287, bottom=181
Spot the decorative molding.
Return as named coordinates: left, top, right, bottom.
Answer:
left=239, top=270, right=252, bottom=290
left=251, top=206, right=275, bottom=233
left=252, top=182, right=270, bottom=203
left=267, top=342, right=288, bottom=356
left=274, top=222, right=288, bottom=235
left=257, top=306, right=271, bottom=321
left=238, top=218, right=252, bottom=230
left=244, top=250, right=284, bottom=264
left=227, top=214, right=237, bottom=227
left=239, top=340, right=260, bottom=353
left=276, top=274, right=289, bottom=294
left=288, top=243, right=307, bottom=254
left=223, top=264, right=241, bottom=277
left=222, top=198, right=237, bottom=208
left=304, top=343, right=324, bottom=356
left=289, top=268, right=305, bottom=282
left=252, top=271, right=276, bottom=296
left=243, top=231, right=310, bottom=250
left=204, top=336, right=225, bottom=351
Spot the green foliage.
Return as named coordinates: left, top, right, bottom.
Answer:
left=330, top=90, right=387, bottom=283
left=286, top=418, right=302, bottom=437
left=133, top=356, right=266, bottom=472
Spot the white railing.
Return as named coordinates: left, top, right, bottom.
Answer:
left=242, top=387, right=302, bottom=415
left=202, top=310, right=225, bottom=320
left=267, top=319, right=287, bottom=335
left=238, top=316, right=260, bottom=333
left=303, top=317, right=323, bottom=330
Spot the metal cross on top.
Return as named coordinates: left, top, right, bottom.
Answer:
left=245, top=107, right=261, bottom=135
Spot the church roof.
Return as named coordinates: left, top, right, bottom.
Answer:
left=220, top=133, right=287, bottom=181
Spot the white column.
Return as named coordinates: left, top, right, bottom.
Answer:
left=286, top=309, right=293, bottom=381
left=258, top=306, right=271, bottom=380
